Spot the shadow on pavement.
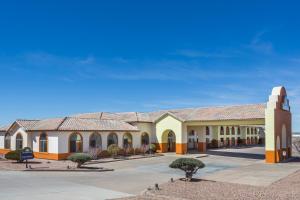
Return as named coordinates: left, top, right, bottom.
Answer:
left=206, top=150, right=265, bottom=160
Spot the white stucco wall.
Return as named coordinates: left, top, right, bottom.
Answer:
left=0, top=132, right=5, bottom=149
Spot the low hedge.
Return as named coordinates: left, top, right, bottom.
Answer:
left=67, top=153, right=92, bottom=168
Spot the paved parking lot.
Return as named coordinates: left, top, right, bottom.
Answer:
left=0, top=146, right=299, bottom=200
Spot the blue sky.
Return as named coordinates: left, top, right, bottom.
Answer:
left=0, top=1, right=300, bottom=131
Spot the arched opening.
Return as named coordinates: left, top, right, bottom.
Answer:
left=107, top=133, right=118, bottom=148
left=220, top=126, right=224, bottom=135
left=231, top=127, right=235, bottom=135
left=226, top=127, right=230, bottom=135
left=89, top=132, right=102, bottom=149
left=206, top=126, right=210, bottom=135
left=16, top=133, right=23, bottom=150
left=69, top=132, right=83, bottom=153
left=4, top=133, right=11, bottom=149
left=123, top=132, right=133, bottom=149
left=162, top=130, right=176, bottom=152
left=39, top=133, right=48, bottom=152
left=141, top=132, right=149, bottom=146
left=187, top=130, right=197, bottom=150
left=237, top=127, right=241, bottom=135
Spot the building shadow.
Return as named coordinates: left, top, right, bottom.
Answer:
left=206, top=149, right=265, bottom=160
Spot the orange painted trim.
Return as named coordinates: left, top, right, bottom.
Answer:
left=198, top=142, right=206, bottom=153
left=176, top=143, right=187, bottom=154
left=0, top=149, right=11, bottom=154
left=155, top=143, right=168, bottom=153
left=265, top=150, right=276, bottom=163
left=33, top=152, right=71, bottom=160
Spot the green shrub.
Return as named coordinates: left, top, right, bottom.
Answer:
left=149, top=143, right=157, bottom=153
left=99, top=150, right=110, bottom=158
left=5, top=150, right=22, bottom=162
left=169, top=158, right=205, bottom=181
left=107, top=144, right=120, bottom=158
left=67, top=153, right=92, bottom=168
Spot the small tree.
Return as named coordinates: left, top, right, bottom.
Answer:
left=169, top=158, right=205, bottom=181
left=107, top=144, right=120, bottom=158
left=67, top=153, right=92, bottom=168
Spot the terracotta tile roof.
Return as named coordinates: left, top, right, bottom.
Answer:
left=73, top=103, right=266, bottom=122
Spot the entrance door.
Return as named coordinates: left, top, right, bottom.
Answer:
left=167, top=132, right=176, bottom=152
left=188, top=130, right=197, bottom=150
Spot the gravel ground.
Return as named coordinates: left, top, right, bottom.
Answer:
left=118, top=170, right=300, bottom=200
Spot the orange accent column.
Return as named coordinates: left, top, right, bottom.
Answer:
left=265, top=151, right=276, bottom=163
left=176, top=143, right=187, bottom=154
left=0, top=149, right=11, bottom=155
left=198, top=142, right=206, bottom=153
left=155, top=143, right=167, bottom=153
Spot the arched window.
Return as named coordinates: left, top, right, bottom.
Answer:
left=69, top=133, right=82, bottom=153
left=237, top=127, right=241, bottom=135
left=231, top=127, right=235, bottom=135
left=107, top=133, right=118, bottom=147
left=226, top=127, right=230, bottom=135
left=89, top=132, right=102, bottom=149
left=4, top=133, right=11, bottom=149
left=39, top=133, right=48, bottom=152
left=220, top=126, right=224, bottom=135
left=254, top=128, right=257, bottom=135
left=206, top=126, right=210, bottom=135
left=247, top=128, right=249, bottom=134
left=251, top=128, right=253, bottom=135
left=188, top=130, right=195, bottom=137
left=123, top=133, right=133, bottom=148
left=141, top=132, right=149, bottom=145
left=16, top=133, right=23, bottom=150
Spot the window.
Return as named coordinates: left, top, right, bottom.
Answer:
left=220, top=126, right=224, bottom=135
left=251, top=128, right=253, bottom=135
left=69, top=133, right=82, bottom=153
left=247, top=128, right=249, bottom=135
left=141, top=132, right=149, bottom=145
left=107, top=133, right=118, bottom=147
left=89, top=133, right=102, bottom=149
left=206, top=126, right=210, bottom=136
left=254, top=128, right=257, bottom=135
left=220, top=138, right=224, bottom=143
left=39, top=133, right=48, bottom=152
left=237, top=127, right=241, bottom=135
left=16, top=133, right=23, bottom=150
left=4, top=133, right=10, bottom=149
left=123, top=133, right=133, bottom=148
left=231, top=127, right=235, bottom=135
left=226, top=127, right=230, bottom=135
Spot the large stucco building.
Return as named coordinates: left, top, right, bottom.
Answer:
left=0, top=103, right=265, bottom=160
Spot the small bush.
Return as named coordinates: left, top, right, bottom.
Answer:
left=126, top=147, right=134, bottom=155
left=149, top=144, right=157, bottom=153
left=118, top=148, right=125, bottom=156
left=169, top=158, right=205, bottom=181
left=5, top=150, right=22, bottom=162
left=210, top=139, right=218, bottom=148
left=134, top=148, right=141, bottom=155
left=67, top=153, right=92, bottom=168
left=107, top=144, right=120, bottom=158
left=99, top=150, right=110, bottom=158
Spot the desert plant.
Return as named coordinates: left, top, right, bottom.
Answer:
left=5, top=150, right=22, bottom=162
left=67, top=153, right=92, bottom=168
left=107, top=144, right=120, bottom=158
left=134, top=148, right=141, bottom=155
left=169, top=158, right=205, bottom=181
left=99, top=150, right=110, bottom=158
left=149, top=143, right=157, bottom=153
left=118, top=148, right=125, bottom=156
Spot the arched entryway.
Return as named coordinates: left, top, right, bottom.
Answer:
left=162, top=130, right=176, bottom=152
left=107, top=133, right=118, bottom=148
left=123, top=132, right=133, bottom=149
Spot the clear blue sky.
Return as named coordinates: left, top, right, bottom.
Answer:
left=0, top=1, right=299, bottom=131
